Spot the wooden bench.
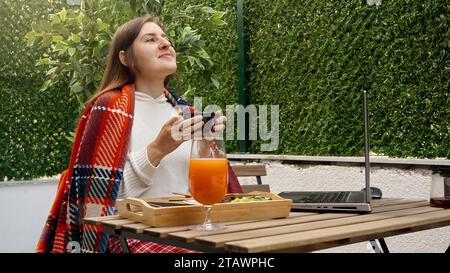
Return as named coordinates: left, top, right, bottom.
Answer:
left=231, top=163, right=270, bottom=193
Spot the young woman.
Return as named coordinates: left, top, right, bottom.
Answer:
left=36, top=16, right=243, bottom=253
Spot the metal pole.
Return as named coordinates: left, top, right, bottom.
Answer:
left=237, top=0, right=249, bottom=153
left=363, top=90, right=371, bottom=204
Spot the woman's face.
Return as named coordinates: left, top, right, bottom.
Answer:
left=131, top=22, right=177, bottom=79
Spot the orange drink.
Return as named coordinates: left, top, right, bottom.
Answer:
left=189, top=158, right=228, bottom=205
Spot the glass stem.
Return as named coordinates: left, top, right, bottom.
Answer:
left=203, top=205, right=212, bottom=227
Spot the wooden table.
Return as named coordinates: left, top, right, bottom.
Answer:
left=83, top=198, right=450, bottom=253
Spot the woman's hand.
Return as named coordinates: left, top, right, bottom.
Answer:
left=212, top=110, right=227, bottom=135
left=147, top=112, right=203, bottom=166
left=201, top=110, right=227, bottom=139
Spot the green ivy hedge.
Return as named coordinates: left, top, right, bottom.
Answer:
left=243, top=0, right=449, bottom=157
left=1, top=0, right=448, bottom=180
left=0, top=76, right=78, bottom=180
left=170, top=0, right=449, bottom=158
left=1, top=0, right=78, bottom=180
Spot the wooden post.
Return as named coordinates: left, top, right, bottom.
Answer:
left=237, top=0, right=249, bottom=153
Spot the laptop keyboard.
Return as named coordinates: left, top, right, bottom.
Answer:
left=305, top=192, right=351, bottom=203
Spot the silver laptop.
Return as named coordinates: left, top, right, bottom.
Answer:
left=278, top=91, right=372, bottom=213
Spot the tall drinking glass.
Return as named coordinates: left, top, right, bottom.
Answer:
left=188, top=137, right=228, bottom=231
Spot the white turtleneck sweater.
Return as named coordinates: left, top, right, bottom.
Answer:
left=117, top=91, right=191, bottom=199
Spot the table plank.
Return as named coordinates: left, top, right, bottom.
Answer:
left=169, top=213, right=356, bottom=243
left=102, top=219, right=137, bottom=229
left=371, top=198, right=404, bottom=205
left=144, top=212, right=316, bottom=238
left=371, top=200, right=430, bottom=212
left=224, top=208, right=450, bottom=253
left=168, top=200, right=429, bottom=243
left=83, top=215, right=122, bottom=226
left=195, top=204, right=437, bottom=248
left=121, top=218, right=293, bottom=235
left=121, top=223, right=151, bottom=234
left=143, top=226, right=190, bottom=237
left=371, top=198, right=425, bottom=207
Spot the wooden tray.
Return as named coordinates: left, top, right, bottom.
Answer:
left=116, top=191, right=292, bottom=227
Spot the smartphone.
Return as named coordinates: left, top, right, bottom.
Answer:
left=186, top=111, right=216, bottom=124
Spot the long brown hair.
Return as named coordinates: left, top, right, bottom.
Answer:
left=88, top=16, right=169, bottom=104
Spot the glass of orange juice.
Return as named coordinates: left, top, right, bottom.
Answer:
left=188, top=137, right=228, bottom=231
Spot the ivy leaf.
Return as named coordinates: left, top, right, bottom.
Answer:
left=52, top=35, right=64, bottom=43
left=24, top=31, right=36, bottom=46
left=65, top=131, right=76, bottom=143
left=70, top=83, right=83, bottom=94
left=194, top=58, right=205, bottom=69
left=211, top=77, right=220, bottom=89
left=70, top=33, right=81, bottom=43
left=40, top=21, right=51, bottom=32
left=211, top=11, right=227, bottom=26
left=201, top=7, right=214, bottom=14
left=97, top=21, right=109, bottom=32
left=31, top=22, right=44, bottom=33
left=58, top=7, right=67, bottom=22
left=40, top=79, right=52, bottom=91
left=46, top=67, right=57, bottom=76
left=50, top=14, right=61, bottom=24
left=187, top=56, right=197, bottom=67
left=36, top=57, right=49, bottom=66
left=68, top=47, right=76, bottom=57
left=41, top=35, right=52, bottom=47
